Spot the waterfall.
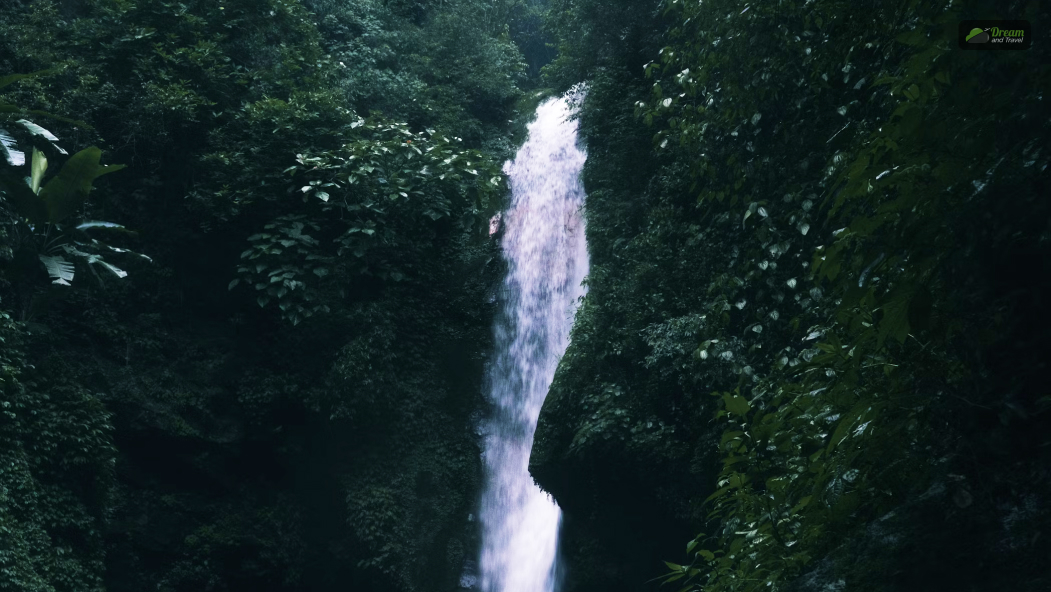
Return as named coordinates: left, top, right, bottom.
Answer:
left=475, top=93, right=589, bottom=592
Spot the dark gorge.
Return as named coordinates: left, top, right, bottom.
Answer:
left=1, top=1, right=1048, bottom=592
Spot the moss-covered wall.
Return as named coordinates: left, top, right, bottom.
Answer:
left=533, top=0, right=1051, bottom=591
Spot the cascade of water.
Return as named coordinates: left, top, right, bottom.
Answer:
left=475, top=94, right=588, bottom=592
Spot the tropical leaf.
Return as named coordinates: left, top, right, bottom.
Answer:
left=94, top=259, right=128, bottom=279
left=30, top=148, right=47, bottom=194
left=75, top=220, right=127, bottom=231
left=60, top=244, right=94, bottom=259
left=89, top=240, right=152, bottom=262
left=75, top=220, right=139, bottom=239
left=38, top=254, right=74, bottom=285
left=38, top=146, right=126, bottom=223
left=0, top=69, right=53, bottom=91
left=877, top=287, right=911, bottom=348
left=0, top=127, right=25, bottom=166
left=15, top=119, right=59, bottom=142
left=723, top=392, right=751, bottom=416
left=16, top=119, right=68, bottom=155
left=59, top=244, right=130, bottom=280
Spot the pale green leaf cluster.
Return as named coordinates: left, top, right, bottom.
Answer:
left=231, top=118, right=503, bottom=325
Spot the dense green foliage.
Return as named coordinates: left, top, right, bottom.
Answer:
left=0, top=1, right=538, bottom=590
left=645, top=0, right=1050, bottom=589
left=0, top=309, right=115, bottom=592
left=233, top=119, right=502, bottom=324
left=533, top=0, right=1049, bottom=591
left=2, top=0, right=1048, bottom=591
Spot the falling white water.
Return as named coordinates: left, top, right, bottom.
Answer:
left=476, top=93, right=588, bottom=592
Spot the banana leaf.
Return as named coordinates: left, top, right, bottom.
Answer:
left=38, top=146, right=125, bottom=223
left=31, top=148, right=47, bottom=193
left=38, top=254, right=74, bottom=285
left=17, top=119, right=67, bottom=155
left=0, top=127, right=25, bottom=166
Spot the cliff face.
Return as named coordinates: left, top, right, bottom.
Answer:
left=532, top=1, right=1051, bottom=591
left=528, top=65, right=720, bottom=592
left=531, top=365, right=709, bottom=592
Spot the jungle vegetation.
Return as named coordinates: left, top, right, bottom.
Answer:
left=533, top=0, right=1049, bottom=591
left=1, top=1, right=540, bottom=590
left=1, top=0, right=1048, bottom=592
